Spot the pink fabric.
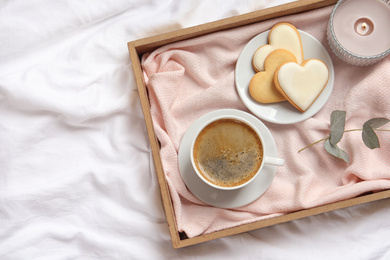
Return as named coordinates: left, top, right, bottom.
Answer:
left=141, top=5, right=390, bottom=238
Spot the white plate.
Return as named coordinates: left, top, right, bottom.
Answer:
left=178, top=109, right=278, bottom=208
left=235, top=30, right=334, bottom=124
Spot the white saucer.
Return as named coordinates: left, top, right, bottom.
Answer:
left=235, top=29, right=334, bottom=124
left=178, top=109, right=278, bottom=208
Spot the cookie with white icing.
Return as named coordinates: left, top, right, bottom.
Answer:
left=274, top=59, right=329, bottom=112
left=252, top=23, right=304, bottom=72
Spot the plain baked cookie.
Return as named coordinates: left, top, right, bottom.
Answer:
left=249, top=49, right=297, bottom=104
left=252, top=23, right=304, bottom=72
left=274, top=59, right=329, bottom=112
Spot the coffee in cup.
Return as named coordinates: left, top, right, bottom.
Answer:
left=191, top=115, right=284, bottom=190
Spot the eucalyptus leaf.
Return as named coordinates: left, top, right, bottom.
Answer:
left=364, top=118, right=390, bottom=129
left=298, top=111, right=390, bottom=161
left=329, top=110, right=346, bottom=145
left=324, top=139, right=349, bottom=163
left=362, top=123, right=380, bottom=149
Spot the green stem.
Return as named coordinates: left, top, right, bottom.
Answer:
left=344, top=128, right=362, bottom=132
left=298, top=128, right=390, bottom=153
left=298, top=137, right=329, bottom=153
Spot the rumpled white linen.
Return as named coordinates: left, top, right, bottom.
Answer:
left=1, top=0, right=390, bottom=259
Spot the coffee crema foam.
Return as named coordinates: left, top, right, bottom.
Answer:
left=193, top=119, right=263, bottom=187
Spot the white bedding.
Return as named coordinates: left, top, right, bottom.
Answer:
left=1, top=0, right=390, bottom=259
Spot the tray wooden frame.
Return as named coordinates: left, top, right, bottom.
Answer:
left=127, top=0, right=390, bottom=248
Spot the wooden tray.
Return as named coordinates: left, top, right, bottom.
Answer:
left=127, top=0, right=390, bottom=248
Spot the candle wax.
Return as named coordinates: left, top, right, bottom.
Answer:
left=333, top=0, right=390, bottom=56
left=354, top=19, right=374, bottom=36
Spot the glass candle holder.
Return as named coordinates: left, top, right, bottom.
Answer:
left=327, top=0, right=390, bottom=66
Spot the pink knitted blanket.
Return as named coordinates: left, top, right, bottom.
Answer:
left=142, top=5, right=390, bottom=238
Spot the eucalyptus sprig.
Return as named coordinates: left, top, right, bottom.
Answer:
left=298, top=110, right=390, bottom=163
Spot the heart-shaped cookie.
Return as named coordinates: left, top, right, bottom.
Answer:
left=249, top=49, right=297, bottom=103
left=252, top=23, right=304, bottom=72
left=274, top=59, right=329, bottom=112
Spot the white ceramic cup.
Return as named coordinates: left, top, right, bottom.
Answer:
left=190, top=114, right=284, bottom=190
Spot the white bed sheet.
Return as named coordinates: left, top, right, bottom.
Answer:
left=1, top=0, right=389, bottom=259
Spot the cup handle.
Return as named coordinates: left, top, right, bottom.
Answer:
left=263, top=157, right=285, bottom=166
